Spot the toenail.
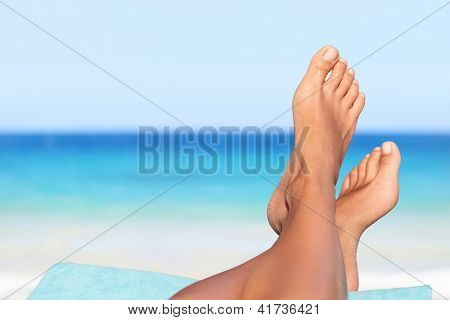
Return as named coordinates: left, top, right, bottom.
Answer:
left=339, top=58, right=348, bottom=65
left=382, top=142, right=392, bottom=155
left=323, top=48, right=339, bottom=62
left=360, top=92, right=365, bottom=97
left=365, top=154, right=370, bottom=158
left=373, top=147, right=381, bottom=151
left=348, top=69, right=354, bottom=75
left=353, top=79, right=358, bottom=85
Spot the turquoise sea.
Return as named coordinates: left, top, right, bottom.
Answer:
left=0, top=133, right=448, bottom=219
left=1, top=133, right=449, bottom=299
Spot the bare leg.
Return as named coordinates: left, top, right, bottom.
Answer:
left=241, top=177, right=346, bottom=299
left=171, top=253, right=265, bottom=299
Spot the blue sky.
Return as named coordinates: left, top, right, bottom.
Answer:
left=0, top=0, right=449, bottom=132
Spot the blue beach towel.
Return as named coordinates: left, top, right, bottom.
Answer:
left=28, top=262, right=432, bottom=300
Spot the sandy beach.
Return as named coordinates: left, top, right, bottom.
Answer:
left=2, top=216, right=450, bottom=300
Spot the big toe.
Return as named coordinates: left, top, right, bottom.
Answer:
left=380, top=141, right=401, bottom=168
left=376, top=141, right=401, bottom=207
left=303, top=46, right=339, bottom=85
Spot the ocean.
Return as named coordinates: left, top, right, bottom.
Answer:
left=1, top=133, right=449, bottom=299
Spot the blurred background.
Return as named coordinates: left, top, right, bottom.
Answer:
left=0, top=0, right=449, bottom=299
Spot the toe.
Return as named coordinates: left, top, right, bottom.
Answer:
left=336, top=68, right=355, bottom=97
left=377, top=141, right=401, bottom=205
left=325, top=58, right=347, bottom=90
left=349, top=92, right=365, bottom=120
left=341, top=80, right=360, bottom=108
left=303, top=46, right=339, bottom=85
left=342, top=123, right=356, bottom=156
left=355, top=155, right=369, bottom=188
left=348, top=167, right=359, bottom=190
left=339, top=175, right=351, bottom=196
left=380, top=141, right=401, bottom=168
left=365, top=147, right=382, bottom=181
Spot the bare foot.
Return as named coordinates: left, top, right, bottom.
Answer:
left=337, top=141, right=401, bottom=290
left=268, top=46, right=365, bottom=231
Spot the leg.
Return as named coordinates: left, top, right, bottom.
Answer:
left=171, top=253, right=265, bottom=299
left=173, top=194, right=346, bottom=301
left=242, top=177, right=346, bottom=299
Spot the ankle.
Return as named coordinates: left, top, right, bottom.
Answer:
left=288, top=174, right=334, bottom=196
left=286, top=176, right=336, bottom=216
left=336, top=199, right=364, bottom=240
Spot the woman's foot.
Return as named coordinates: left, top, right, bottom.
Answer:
left=337, top=141, right=401, bottom=290
left=268, top=46, right=365, bottom=230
